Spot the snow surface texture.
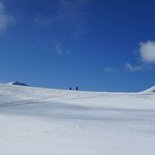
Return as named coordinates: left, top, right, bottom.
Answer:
left=0, top=83, right=155, bottom=155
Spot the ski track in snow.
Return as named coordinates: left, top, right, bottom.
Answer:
left=0, top=83, right=155, bottom=155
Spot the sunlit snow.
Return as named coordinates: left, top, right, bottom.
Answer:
left=0, top=83, right=155, bottom=155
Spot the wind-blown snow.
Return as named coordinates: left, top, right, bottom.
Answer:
left=0, top=83, right=155, bottom=155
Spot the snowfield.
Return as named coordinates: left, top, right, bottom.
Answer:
left=0, top=83, right=155, bottom=155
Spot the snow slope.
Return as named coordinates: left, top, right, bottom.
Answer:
left=0, top=83, right=155, bottom=155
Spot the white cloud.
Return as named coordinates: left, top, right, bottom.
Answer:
left=103, top=67, right=116, bottom=73
left=139, top=40, right=155, bottom=63
left=125, top=40, right=155, bottom=72
left=125, top=63, right=142, bottom=72
left=0, top=2, right=14, bottom=32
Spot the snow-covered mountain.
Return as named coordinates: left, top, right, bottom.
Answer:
left=0, top=83, right=155, bottom=155
left=7, top=81, right=29, bottom=86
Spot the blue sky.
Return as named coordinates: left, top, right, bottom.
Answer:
left=0, top=0, right=155, bottom=92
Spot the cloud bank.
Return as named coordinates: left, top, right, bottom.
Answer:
left=0, top=2, right=14, bottom=32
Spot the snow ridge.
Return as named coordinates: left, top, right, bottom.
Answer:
left=7, top=81, right=29, bottom=86
left=140, top=85, right=155, bottom=93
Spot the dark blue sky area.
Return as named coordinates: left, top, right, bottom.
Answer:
left=0, top=0, right=155, bottom=92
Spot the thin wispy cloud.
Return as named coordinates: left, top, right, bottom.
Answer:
left=55, top=43, right=63, bottom=55
left=55, top=0, right=92, bottom=54
left=57, top=0, right=91, bottom=37
left=57, top=0, right=90, bottom=22
left=125, top=63, right=143, bottom=72
left=33, top=0, right=91, bottom=55
left=34, top=0, right=91, bottom=34
left=55, top=42, right=71, bottom=55
left=34, top=14, right=52, bottom=26
left=103, top=67, right=117, bottom=73
left=0, top=2, right=14, bottom=32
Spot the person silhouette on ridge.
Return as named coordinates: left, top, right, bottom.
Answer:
left=76, top=86, right=78, bottom=91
